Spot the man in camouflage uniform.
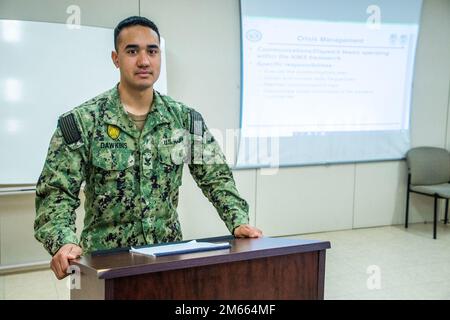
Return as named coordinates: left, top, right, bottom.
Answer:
left=35, top=16, right=262, bottom=279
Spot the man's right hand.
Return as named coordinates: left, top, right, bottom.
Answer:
left=50, top=243, right=82, bottom=280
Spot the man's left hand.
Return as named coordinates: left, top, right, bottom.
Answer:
left=233, top=224, right=263, bottom=238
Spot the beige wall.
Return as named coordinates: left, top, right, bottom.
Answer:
left=0, top=0, right=449, bottom=266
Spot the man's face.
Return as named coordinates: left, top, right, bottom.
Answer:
left=112, top=25, right=161, bottom=91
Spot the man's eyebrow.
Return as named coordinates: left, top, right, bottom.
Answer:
left=123, top=44, right=160, bottom=50
left=124, top=44, right=139, bottom=50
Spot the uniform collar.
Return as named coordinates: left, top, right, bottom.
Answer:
left=102, top=84, right=170, bottom=139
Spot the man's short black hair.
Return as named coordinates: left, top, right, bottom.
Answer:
left=114, top=16, right=160, bottom=51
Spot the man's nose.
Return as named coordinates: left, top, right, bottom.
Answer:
left=137, top=51, right=150, bottom=67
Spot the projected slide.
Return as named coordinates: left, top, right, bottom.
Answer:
left=242, top=18, right=416, bottom=136
left=237, top=0, right=422, bottom=168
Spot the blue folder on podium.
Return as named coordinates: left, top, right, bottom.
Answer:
left=129, top=240, right=231, bottom=257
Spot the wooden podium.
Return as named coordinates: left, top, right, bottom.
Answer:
left=70, top=236, right=330, bottom=300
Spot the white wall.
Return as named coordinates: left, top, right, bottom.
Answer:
left=0, top=0, right=140, bottom=266
left=0, top=0, right=449, bottom=266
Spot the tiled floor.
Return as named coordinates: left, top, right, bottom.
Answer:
left=1, top=222, right=449, bottom=300
left=296, top=223, right=450, bottom=299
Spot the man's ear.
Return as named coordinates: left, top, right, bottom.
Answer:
left=111, top=50, right=119, bottom=68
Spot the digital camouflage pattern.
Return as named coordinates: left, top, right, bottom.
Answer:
left=34, top=86, right=249, bottom=255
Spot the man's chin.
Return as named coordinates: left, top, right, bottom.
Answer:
left=131, top=81, right=154, bottom=91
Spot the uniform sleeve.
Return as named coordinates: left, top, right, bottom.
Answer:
left=187, top=113, right=249, bottom=234
left=34, top=114, right=86, bottom=256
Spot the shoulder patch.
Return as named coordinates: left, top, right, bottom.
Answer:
left=58, top=113, right=81, bottom=144
left=189, top=110, right=204, bottom=137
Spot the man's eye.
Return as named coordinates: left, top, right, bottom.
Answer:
left=127, top=49, right=137, bottom=55
left=148, top=49, right=159, bottom=55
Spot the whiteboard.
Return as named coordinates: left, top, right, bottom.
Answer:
left=0, top=20, right=167, bottom=184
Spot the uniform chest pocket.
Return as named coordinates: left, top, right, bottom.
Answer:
left=91, top=149, right=136, bottom=196
left=157, top=142, right=188, bottom=167
left=92, top=150, right=135, bottom=171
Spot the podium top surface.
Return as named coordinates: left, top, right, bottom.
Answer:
left=71, top=236, right=331, bottom=279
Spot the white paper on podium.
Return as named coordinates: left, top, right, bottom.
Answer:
left=129, top=240, right=231, bottom=257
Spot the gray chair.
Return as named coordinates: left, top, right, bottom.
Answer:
left=405, top=146, right=450, bottom=239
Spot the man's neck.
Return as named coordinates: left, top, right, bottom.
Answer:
left=118, top=82, right=154, bottom=116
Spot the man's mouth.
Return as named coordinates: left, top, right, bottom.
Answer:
left=136, top=71, right=152, bottom=77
